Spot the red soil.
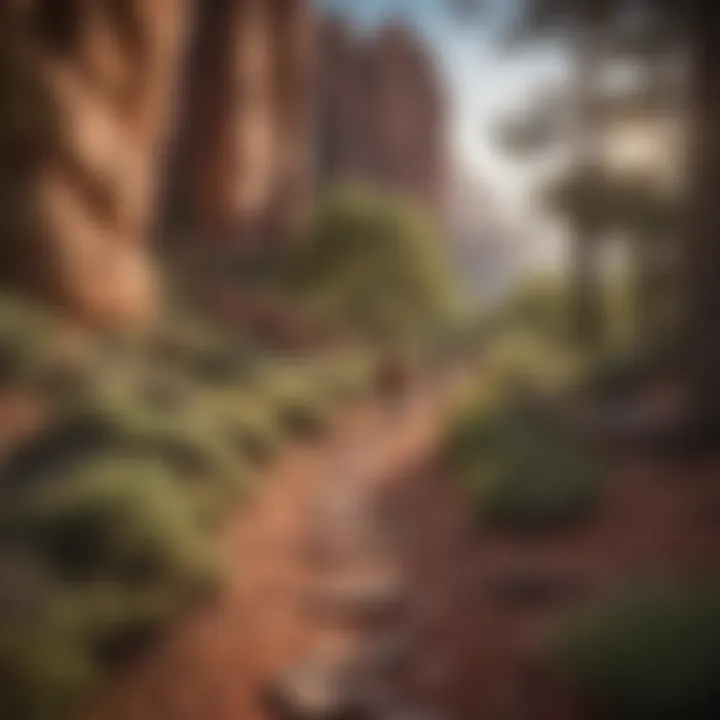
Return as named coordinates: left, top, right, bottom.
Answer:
left=81, top=377, right=720, bottom=720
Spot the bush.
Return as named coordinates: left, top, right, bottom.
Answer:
left=5, top=456, right=217, bottom=588
left=55, top=380, right=237, bottom=482
left=489, top=273, right=569, bottom=342
left=445, top=389, right=602, bottom=533
left=260, top=366, right=336, bottom=438
left=481, top=330, right=585, bottom=399
left=480, top=427, right=602, bottom=532
left=0, top=456, right=219, bottom=720
left=148, top=320, right=258, bottom=386
left=0, top=293, right=100, bottom=401
left=0, top=575, right=209, bottom=720
left=581, top=348, right=657, bottom=400
left=283, top=186, right=461, bottom=344
left=212, top=389, right=283, bottom=464
left=0, top=618, right=98, bottom=720
left=551, top=585, right=720, bottom=720
left=0, top=292, right=379, bottom=719
left=0, top=293, right=56, bottom=384
left=315, top=354, right=376, bottom=405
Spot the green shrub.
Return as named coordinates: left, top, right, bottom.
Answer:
left=60, top=382, right=236, bottom=480
left=283, top=186, right=462, bottom=344
left=480, top=429, right=602, bottom=532
left=0, top=575, right=211, bottom=720
left=212, top=389, right=283, bottom=464
left=0, top=293, right=55, bottom=383
left=308, top=354, right=375, bottom=405
left=551, top=585, right=720, bottom=720
left=0, top=293, right=100, bottom=400
left=481, top=330, right=585, bottom=398
left=445, top=390, right=602, bottom=533
left=0, top=618, right=98, bottom=720
left=6, top=456, right=217, bottom=588
left=490, top=273, right=569, bottom=342
left=148, top=320, right=258, bottom=386
left=260, top=366, right=335, bottom=438
left=582, top=348, right=654, bottom=399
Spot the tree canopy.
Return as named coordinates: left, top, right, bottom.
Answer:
left=283, top=186, right=462, bottom=344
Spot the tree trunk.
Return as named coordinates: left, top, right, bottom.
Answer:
left=686, top=0, right=720, bottom=428
left=632, top=237, right=660, bottom=351
left=570, top=16, right=604, bottom=345
left=570, top=232, right=602, bottom=344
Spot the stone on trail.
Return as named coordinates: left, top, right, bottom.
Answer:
left=483, top=564, right=586, bottom=611
left=357, top=624, right=417, bottom=677
left=304, top=569, right=408, bottom=627
left=265, top=654, right=363, bottom=720
left=299, top=529, right=392, bottom=572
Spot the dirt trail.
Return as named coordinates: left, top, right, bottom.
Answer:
left=83, top=376, right=465, bottom=720
left=83, top=374, right=720, bottom=720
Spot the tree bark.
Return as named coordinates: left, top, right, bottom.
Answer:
left=570, top=230, right=603, bottom=344
left=686, top=0, right=720, bottom=428
left=569, top=14, right=604, bottom=345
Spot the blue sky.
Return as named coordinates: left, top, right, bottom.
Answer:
left=316, top=0, right=568, bottom=213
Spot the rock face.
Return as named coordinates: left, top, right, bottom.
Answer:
left=0, top=3, right=438, bottom=326
left=165, top=0, right=314, bottom=258
left=0, top=0, right=191, bottom=326
left=316, top=18, right=446, bottom=221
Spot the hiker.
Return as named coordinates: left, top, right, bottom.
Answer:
left=377, top=350, right=410, bottom=415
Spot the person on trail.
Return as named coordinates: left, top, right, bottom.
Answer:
left=377, top=350, right=410, bottom=416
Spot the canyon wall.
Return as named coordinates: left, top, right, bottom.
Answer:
left=0, top=0, right=315, bottom=325
left=0, top=2, right=441, bottom=325
left=316, top=17, right=447, bottom=221
left=165, top=0, right=314, bottom=260
left=0, top=0, right=191, bottom=326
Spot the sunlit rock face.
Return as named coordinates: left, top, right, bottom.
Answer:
left=165, top=0, right=314, bottom=258
left=316, top=17, right=446, bottom=221
left=0, top=0, right=190, bottom=326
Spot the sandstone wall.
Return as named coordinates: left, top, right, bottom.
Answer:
left=0, top=0, right=191, bottom=326
left=316, top=18, right=446, bottom=221
left=167, top=0, right=314, bottom=258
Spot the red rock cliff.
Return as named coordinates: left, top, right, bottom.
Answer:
left=316, top=17, right=446, bottom=221
left=0, top=0, right=191, bottom=326
left=166, top=0, right=314, bottom=258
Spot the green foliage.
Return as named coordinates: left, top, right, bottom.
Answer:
left=478, top=323, right=589, bottom=402
left=551, top=585, right=720, bottom=720
left=295, top=353, right=377, bottom=406
left=5, top=456, right=216, bottom=586
left=490, top=273, right=569, bottom=341
left=484, top=266, right=650, bottom=393
left=283, top=186, right=461, bottom=344
left=259, top=365, right=336, bottom=438
left=0, top=293, right=96, bottom=396
left=212, top=388, right=283, bottom=464
left=148, top=319, right=259, bottom=385
left=0, top=617, right=97, bottom=720
left=0, top=289, right=377, bottom=719
left=445, top=385, right=603, bottom=533
left=582, top=346, right=649, bottom=398
left=0, top=455, right=219, bottom=720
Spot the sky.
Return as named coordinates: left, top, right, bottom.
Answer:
left=316, top=0, right=569, bottom=268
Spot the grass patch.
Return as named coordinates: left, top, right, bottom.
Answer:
left=445, top=387, right=603, bottom=534
left=550, top=584, right=720, bottom=720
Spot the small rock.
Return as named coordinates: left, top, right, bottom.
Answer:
left=484, top=566, right=584, bottom=610
left=265, top=655, right=363, bottom=720
left=305, top=571, right=408, bottom=626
